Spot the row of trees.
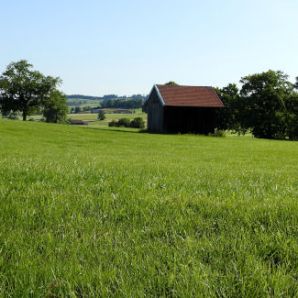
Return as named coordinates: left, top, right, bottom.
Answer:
left=0, top=60, right=68, bottom=123
left=217, top=70, right=298, bottom=140
left=101, top=98, right=144, bottom=109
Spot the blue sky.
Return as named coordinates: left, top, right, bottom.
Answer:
left=1, top=0, right=297, bottom=95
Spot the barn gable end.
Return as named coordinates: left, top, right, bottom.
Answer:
left=143, top=85, right=165, bottom=132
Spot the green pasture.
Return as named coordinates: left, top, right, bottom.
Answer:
left=0, top=119, right=298, bottom=297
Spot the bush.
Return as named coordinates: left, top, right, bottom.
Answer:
left=108, top=120, right=117, bottom=127
left=130, top=117, right=145, bottom=129
left=97, top=110, right=106, bottom=120
left=7, top=111, right=19, bottom=120
left=209, top=129, right=226, bottom=137
left=117, top=118, right=131, bottom=127
left=74, top=106, right=81, bottom=113
left=108, top=117, right=145, bottom=129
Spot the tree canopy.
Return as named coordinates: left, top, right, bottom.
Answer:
left=0, top=60, right=61, bottom=120
left=43, top=90, right=68, bottom=123
left=217, top=70, right=298, bottom=140
left=165, top=81, right=178, bottom=86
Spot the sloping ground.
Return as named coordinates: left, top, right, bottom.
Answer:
left=0, top=120, right=298, bottom=297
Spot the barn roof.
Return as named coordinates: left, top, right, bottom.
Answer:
left=155, top=84, right=224, bottom=108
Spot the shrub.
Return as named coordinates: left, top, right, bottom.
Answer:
left=7, top=112, right=19, bottom=120
left=74, top=106, right=81, bottom=113
left=108, top=120, right=117, bottom=127
left=97, top=110, right=106, bottom=120
left=209, top=129, right=226, bottom=137
left=117, top=118, right=131, bottom=127
left=108, top=117, right=145, bottom=129
left=130, top=117, right=145, bottom=129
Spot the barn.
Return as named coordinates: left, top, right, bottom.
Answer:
left=143, top=84, right=224, bottom=134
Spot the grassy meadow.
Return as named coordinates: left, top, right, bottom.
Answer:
left=0, top=119, right=298, bottom=297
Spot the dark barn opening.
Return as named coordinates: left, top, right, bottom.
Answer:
left=143, top=84, right=224, bottom=134
left=164, top=106, right=216, bottom=134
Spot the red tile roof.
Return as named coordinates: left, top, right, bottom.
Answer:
left=156, top=84, right=224, bottom=108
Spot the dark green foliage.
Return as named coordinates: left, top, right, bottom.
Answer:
left=117, top=118, right=131, bottom=127
left=101, top=98, right=143, bottom=109
left=209, top=129, right=226, bottom=137
left=4, top=111, right=19, bottom=120
left=294, top=77, right=298, bottom=90
left=108, top=117, right=145, bottom=128
left=43, top=90, right=68, bottom=123
left=0, top=60, right=60, bottom=121
left=108, top=120, right=117, bottom=127
left=130, top=117, right=145, bottom=128
left=97, top=110, right=106, bottom=120
left=217, top=70, right=298, bottom=140
left=285, top=94, right=298, bottom=140
left=67, top=94, right=102, bottom=100
left=82, top=106, right=91, bottom=112
left=216, top=84, right=244, bottom=134
left=74, top=106, right=81, bottom=113
left=165, top=81, right=178, bottom=86
left=240, top=70, right=292, bottom=139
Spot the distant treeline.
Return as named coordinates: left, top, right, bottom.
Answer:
left=67, top=94, right=146, bottom=109
left=67, top=94, right=147, bottom=101
left=67, top=95, right=102, bottom=100
left=100, top=98, right=144, bottom=109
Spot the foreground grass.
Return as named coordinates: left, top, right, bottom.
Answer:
left=0, top=120, right=298, bottom=297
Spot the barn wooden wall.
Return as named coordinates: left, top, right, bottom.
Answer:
left=146, top=88, right=164, bottom=132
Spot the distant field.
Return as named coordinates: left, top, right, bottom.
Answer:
left=0, top=120, right=298, bottom=296
left=69, top=109, right=146, bottom=128
left=27, top=109, right=147, bottom=128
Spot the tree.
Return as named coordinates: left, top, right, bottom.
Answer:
left=216, top=84, right=244, bottom=133
left=97, top=110, right=106, bottom=120
left=285, top=93, right=298, bottom=140
left=165, top=81, right=178, bottom=86
left=43, top=90, right=68, bottom=123
left=0, top=60, right=60, bottom=120
left=294, top=77, right=298, bottom=90
left=240, top=70, right=293, bottom=139
left=74, top=106, right=81, bottom=113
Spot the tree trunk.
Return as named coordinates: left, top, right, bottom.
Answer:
left=22, top=110, right=27, bottom=121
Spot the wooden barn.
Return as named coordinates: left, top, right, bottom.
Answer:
left=143, top=84, right=224, bottom=133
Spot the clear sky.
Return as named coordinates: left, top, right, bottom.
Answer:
left=1, top=0, right=297, bottom=96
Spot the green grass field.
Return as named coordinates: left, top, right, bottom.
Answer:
left=1, top=120, right=298, bottom=297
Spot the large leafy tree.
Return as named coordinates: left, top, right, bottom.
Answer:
left=240, top=70, right=294, bottom=139
left=285, top=93, right=298, bottom=140
left=0, top=60, right=60, bottom=120
left=216, top=84, right=245, bottom=133
left=43, top=90, right=68, bottom=123
left=294, top=77, right=298, bottom=90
